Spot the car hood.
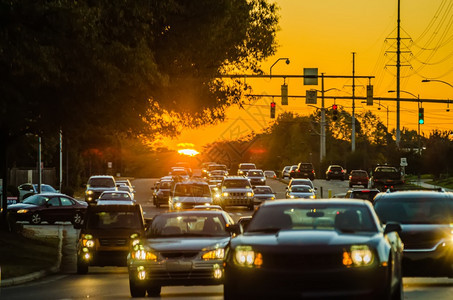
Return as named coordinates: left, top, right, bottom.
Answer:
left=146, top=237, right=230, bottom=252
left=7, top=203, right=38, bottom=210
left=236, top=230, right=378, bottom=252
left=399, top=224, right=451, bottom=249
left=172, top=196, right=212, bottom=203
left=223, top=188, right=252, bottom=193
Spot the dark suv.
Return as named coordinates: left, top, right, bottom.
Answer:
left=75, top=204, right=146, bottom=274
left=85, top=175, right=117, bottom=204
left=374, top=190, right=453, bottom=277
left=292, top=163, right=315, bottom=180
left=325, top=165, right=346, bottom=180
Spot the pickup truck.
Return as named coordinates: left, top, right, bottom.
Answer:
left=369, top=166, right=404, bottom=190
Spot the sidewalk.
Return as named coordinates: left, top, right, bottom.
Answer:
left=408, top=179, right=453, bottom=192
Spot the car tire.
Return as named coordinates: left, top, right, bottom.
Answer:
left=30, top=212, right=42, bottom=225
left=129, top=279, right=147, bottom=297
left=76, top=259, right=89, bottom=274
left=147, top=285, right=161, bottom=297
left=72, top=212, right=83, bottom=225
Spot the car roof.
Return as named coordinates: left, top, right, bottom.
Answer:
left=374, top=190, right=451, bottom=200
left=261, top=199, right=370, bottom=207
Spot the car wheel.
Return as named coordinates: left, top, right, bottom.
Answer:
left=76, top=259, right=89, bottom=274
left=129, top=279, right=146, bottom=297
left=147, top=285, right=161, bottom=297
left=72, top=212, right=83, bottom=225
left=30, top=212, right=42, bottom=225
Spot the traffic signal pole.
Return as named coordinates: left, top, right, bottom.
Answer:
left=320, top=74, right=326, bottom=162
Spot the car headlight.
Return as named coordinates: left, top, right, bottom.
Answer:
left=214, top=193, right=221, bottom=199
left=247, top=192, right=254, bottom=197
left=343, top=245, right=374, bottom=267
left=289, top=195, right=295, bottom=199
left=86, top=190, right=94, bottom=195
left=234, top=246, right=263, bottom=268
left=82, top=234, right=95, bottom=248
left=222, top=192, right=229, bottom=197
left=17, top=209, right=29, bottom=214
left=175, top=202, right=182, bottom=209
left=202, top=248, right=225, bottom=260
left=131, top=245, right=157, bottom=261
left=309, top=195, right=315, bottom=199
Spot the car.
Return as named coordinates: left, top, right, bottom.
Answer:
left=168, top=168, right=190, bottom=180
left=168, top=180, right=213, bottom=210
left=206, top=164, right=228, bottom=177
left=288, top=164, right=298, bottom=179
left=207, top=170, right=227, bottom=185
left=373, top=189, right=453, bottom=277
left=223, top=199, right=403, bottom=299
left=264, top=170, right=277, bottom=179
left=85, top=175, right=117, bottom=204
left=287, top=178, right=315, bottom=191
left=326, top=165, right=346, bottom=180
left=201, top=162, right=216, bottom=178
left=218, top=176, right=255, bottom=210
left=246, top=169, right=266, bottom=186
left=285, top=184, right=316, bottom=199
left=344, top=188, right=380, bottom=202
left=369, top=165, right=404, bottom=190
left=293, top=162, right=316, bottom=180
left=349, top=170, right=369, bottom=188
left=252, top=185, right=276, bottom=204
left=75, top=204, right=147, bottom=274
left=152, top=178, right=173, bottom=208
left=97, top=191, right=135, bottom=205
left=237, top=163, right=257, bottom=176
left=17, top=183, right=57, bottom=202
left=116, top=179, right=135, bottom=196
left=7, top=193, right=87, bottom=225
left=127, top=209, right=235, bottom=297
left=281, top=165, right=291, bottom=179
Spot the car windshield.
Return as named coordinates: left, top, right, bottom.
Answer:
left=160, top=181, right=172, bottom=189
left=86, top=211, right=142, bottom=229
left=88, top=178, right=115, bottom=188
left=247, top=171, right=263, bottom=176
left=223, top=180, right=251, bottom=189
left=246, top=204, right=377, bottom=233
left=291, top=180, right=313, bottom=188
left=22, top=194, right=48, bottom=206
left=254, top=187, right=273, bottom=194
left=291, top=186, right=312, bottom=193
left=239, top=164, right=255, bottom=169
left=208, top=165, right=227, bottom=171
left=351, top=191, right=379, bottom=201
left=100, top=192, right=131, bottom=200
left=352, top=171, right=367, bottom=176
left=174, top=184, right=211, bottom=197
left=374, top=197, right=453, bottom=224
left=147, top=213, right=228, bottom=237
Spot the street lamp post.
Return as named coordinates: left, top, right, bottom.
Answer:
left=269, top=58, right=290, bottom=77
left=422, top=79, right=453, bottom=88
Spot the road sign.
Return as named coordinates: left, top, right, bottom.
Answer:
left=306, top=90, right=317, bottom=104
left=400, top=157, right=408, bottom=167
left=281, top=84, right=288, bottom=105
left=304, top=68, right=318, bottom=85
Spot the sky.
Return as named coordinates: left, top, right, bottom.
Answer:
left=164, top=0, right=453, bottom=152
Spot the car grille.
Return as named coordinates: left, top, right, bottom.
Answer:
left=161, top=252, right=199, bottom=259
left=148, top=269, right=214, bottom=280
left=227, top=192, right=246, bottom=197
left=99, top=238, right=128, bottom=247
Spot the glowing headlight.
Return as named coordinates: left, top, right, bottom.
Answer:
left=131, top=249, right=157, bottom=261
left=17, top=209, right=29, bottom=214
left=86, top=190, right=94, bottom=195
left=271, top=197, right=275, bottom=200
left=343, top=245, right=374, bottom=267
left=202, top=248, right=225, bottom=260
left=289, top=195, right=295, bottom=199
left=234, top=246, right=263, bottom=267
left=82, top=234, right=95, bottom=248
left=309, top=195, right=315, bottom=199
left=215, top=193, right=221, bottom=199
left=175, top=202, right=182, bottom=209
left=247, top=192, right=254, bottom=197
left=222, top=192, right=229, bottom=197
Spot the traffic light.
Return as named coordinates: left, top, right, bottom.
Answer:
left=332, top=104, right=338, bottom=121
left=270, top=101, right=276, bottom=118
left=418, top=107, right=424, bottom=124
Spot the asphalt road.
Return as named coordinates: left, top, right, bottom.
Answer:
left=2, top=177, right=453, bottom=299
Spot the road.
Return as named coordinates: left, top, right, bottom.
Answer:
left=2, top=177, right=453, bottom=299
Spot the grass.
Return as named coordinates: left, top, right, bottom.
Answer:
left=0, top=230, right=59, bottom=280
left=427, top=178, right=453, bottom=190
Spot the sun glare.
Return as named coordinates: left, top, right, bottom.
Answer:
left=178, top=148, right=199, bottom=156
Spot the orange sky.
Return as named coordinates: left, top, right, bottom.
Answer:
left=164, top=0, right=453, bottom=152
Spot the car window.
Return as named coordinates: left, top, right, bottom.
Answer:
left=351, top=191, right=379, bottom=201
left=223, top=180, right=251, bottom=189
left=247, top=171, right=263, bottom=176
left=254, top=187, right=273, bottom=194
left=246, top=204, right=377, bottom=233
left=60, top=197, right=74, bottom=206
left=88, top=177, right=115, bottom=188
left=174, top=184, right=211, bottom=197
left=291, top=186, right=312, bottom=193
left=147, top=213, right=228, bottom=237
left=23, top=194, right=48, bottom=206
left=374, top=197, right=453, bottom=224
left=160, top=181, right=172, bottom=189
left=48, top=197, right=61, bottom=207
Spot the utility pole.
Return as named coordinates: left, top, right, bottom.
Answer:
left=320, top=73, right=326, bottom=162
left=351, top=52, right=356, bottom=152
left=396, top=0, right=401, bottom=146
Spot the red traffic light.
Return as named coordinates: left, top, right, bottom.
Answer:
left=332, top=104, right=338, bottom=110
left=271, top=102, right=276, bottom=108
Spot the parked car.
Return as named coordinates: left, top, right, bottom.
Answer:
left=7, top=193, right=87, bottom=225
left=325, top=165, right=346, bottom=180
left=264, top=170, right=277, bottom=179
left=344, top=188, right=380, bottom=202
left=97, top=191, right=135, bottom=205
left=169, top=179, right=213, bottom=210
left=75, top=204, right=147, bottom=274
left=127, top=209, right=235, bottom=297
left=246, top=169, right=266, bottom=186
left=373, top=189, right=453, bottom=277
left=349, top=170, right=369, bottom=188
left=285, top=185, right=316, bottom=199
left=85, top=175, right=117, bottom=204
left=18, top=183, right=57, bottom=202
left=237, top=163, right=257, bottom=176
left=252, top=185, right=276, bottom=204
left=281, top=166, right=291, bottom=179
left=293, top=162, right=316, bottom=180
left=223, top=199, right=403, bottom=299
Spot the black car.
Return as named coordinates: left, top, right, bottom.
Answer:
left=373, top=190, right=453, bottom=277
left=224, top=199, right=403, bottom=299
left=326, top=165, right=346, bottom=180
left=7, top=193, right=87, bottom=225
left=292, top=162, right=316, bottom=180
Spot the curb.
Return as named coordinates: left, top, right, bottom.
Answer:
left=1, top=226, right=63, bottom=287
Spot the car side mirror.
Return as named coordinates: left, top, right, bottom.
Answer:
left=384, top=222, right=402, bottom=234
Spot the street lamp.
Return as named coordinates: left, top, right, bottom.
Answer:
left=269, top=58, right=290, bottom=77
left=422, top=79, right=453, bottom=88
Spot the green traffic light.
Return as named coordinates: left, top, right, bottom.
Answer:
left=419, top=119, right=424, bottom=125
